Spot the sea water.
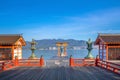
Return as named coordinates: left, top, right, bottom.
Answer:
left=22, top=49, right=98, bottom=60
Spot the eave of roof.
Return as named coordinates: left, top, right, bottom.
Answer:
left=95, top=33, right=120, bottom=45
left=0, top=34, right=26, bottom=46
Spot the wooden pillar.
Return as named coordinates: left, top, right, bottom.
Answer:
left=14, top=56, right=19, bottom=66
left=17, top=45, right=19, bottom=59
left=106, top=45, right=108, bottom=60
left=2, top=62, right=6, bottom=71
left=69, top=55, right=74, bottom=67
left=113, top=68, right=118, bottom=73
left=58, top=46, right=60, bottom=56
left=64, top=46, right=67, bottom=56
left=95, top=55, right=100, bottom=66
left=20, top=45, right=22, bottom=59
left=40, top=56, right=44, bottom=67
left=99, top=44, right=100, bottom=59
left=12, top=46, right=14, bottom=60
left=102, top=44, right=104, bottom=60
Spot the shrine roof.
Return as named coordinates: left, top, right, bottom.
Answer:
left=95, top=33, right=120, bottom=45
left=0, top=34, right=26, bottom=46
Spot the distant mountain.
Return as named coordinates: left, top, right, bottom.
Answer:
left=23, top=39, right=88, bottom=49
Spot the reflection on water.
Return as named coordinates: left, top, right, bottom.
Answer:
left=22, top=49, right=98, bottom=60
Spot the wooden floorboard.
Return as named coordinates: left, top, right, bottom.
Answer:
left=0, top=66, right=119, bottom=80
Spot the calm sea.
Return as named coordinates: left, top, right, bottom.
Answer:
left=22, top=49, right=98, bottom=60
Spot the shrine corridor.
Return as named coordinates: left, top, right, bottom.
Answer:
left=0, top=66, right=120, bottom=80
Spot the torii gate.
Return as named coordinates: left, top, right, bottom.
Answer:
left=56, top=42, right=68, bottom=56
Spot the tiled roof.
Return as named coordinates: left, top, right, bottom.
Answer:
left=95, top=34, right=120, bottom=44
left=100, top=36, right=120, bottom=43
left=0, top=34, right=25, bottom=45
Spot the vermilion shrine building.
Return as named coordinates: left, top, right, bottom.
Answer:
left=95, top=34, right=120, bottom=60
left=0, top=34, right=26, bottom=60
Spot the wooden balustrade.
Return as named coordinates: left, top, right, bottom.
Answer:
left=97, top=60, right=120, bottom=75
left=17, top=57, right=44, bottom=67
left=0, top=62, right=3, bottom=72
left=0, top=60, right=14, bottom=72
left=0, top=55, right=119, bottom=76
left=0, top=56, right=45, bottom=72
left=69, top=56, right=120, bottom=74
left=69, top=57, right=95, bottom=67
left=18, top=59, right=40, bottom=66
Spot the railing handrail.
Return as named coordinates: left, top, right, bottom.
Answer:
left=97, top=60, right=120, bottom=74
left=73, top=59, right=84, bottom=60
left=19, top=59, right=40, bottom=60
left=72, top=58, right=95, bottom=60
left=102, top=60, right=120, bottom=66
left=70, top=58, right=95, bottom=67
left=0, top=56, right=45, bottom=72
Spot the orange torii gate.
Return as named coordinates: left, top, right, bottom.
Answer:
left=56, top=42, right=68, bottom=56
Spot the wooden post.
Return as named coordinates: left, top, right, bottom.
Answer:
left=40, top=55, right=44, bottom=67
left=106, top=62, right=110, bottom=70
left=113, top=68, right=118, bottom=73
left=12, top=46, right=14, bottom=60
left=14, top=56, right=19, bottom=66
left=39, top=58, right=41, bottom=66
left=102, top=44, right=104, bottom=60
left=2, top=62, right=6, bottom=71
left=64, top=47, right=67, bottom=56
left=106, top=45, right=108, bottom=60
left=95, top=55, right=100, bottom=66
left=8, top=61, right=12, bottom=68
left=28, top=60, right=30, bottom=66
left=58, top=47, right=60, bottom=56
left=69, top=55, right=74, bottom=67
left=99, top=44, right=100, bottom=59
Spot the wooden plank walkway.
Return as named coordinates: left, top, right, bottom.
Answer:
left=0, top=66, right=120, bottom=80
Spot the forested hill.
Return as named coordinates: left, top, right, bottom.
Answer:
left=23, top=39, right=88, bottom=49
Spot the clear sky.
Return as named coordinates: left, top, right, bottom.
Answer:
left=0, top=0, right=120, bottom=41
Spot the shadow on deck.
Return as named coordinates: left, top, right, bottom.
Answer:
left=0, top=66, right=120, bottom=80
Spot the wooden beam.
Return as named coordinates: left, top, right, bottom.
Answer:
left=108, top=46, right=120, bottom=48
left=0, top=46, right=12, bottom=48
left=14, top=37, right=26, bottom=46
left=107, top=42, right=120, bottom=44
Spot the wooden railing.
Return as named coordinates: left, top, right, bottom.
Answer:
left=0, top=56, right=45, bottom=72
left=0, top=60, right=15, bottom=72
left=0, top=55, right=119, bottom=75
left=69, top=57, right=95, bottom=67
left=14, top=56, right=44, bottom=67
left=96, top=60, right=120, bottom=75
left=70, top=56, right=120, bottom=74
left=18, top=59, right=40, bottom=66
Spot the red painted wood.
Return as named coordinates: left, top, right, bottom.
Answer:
left=69, top=58, right=95, bottom=67
left=97, top=60, right=120, bottom=74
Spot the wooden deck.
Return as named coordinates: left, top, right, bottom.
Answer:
left=0, top=66, right=120, bottom=80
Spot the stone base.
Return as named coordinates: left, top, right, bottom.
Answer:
left=28, top=53, right=37, bottom=59
left=85, top=53, right=94, bottom=59
left=61, top=53, right=66, bottom=57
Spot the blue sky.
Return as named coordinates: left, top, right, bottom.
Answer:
left=0, top=0, right=120, bottom=41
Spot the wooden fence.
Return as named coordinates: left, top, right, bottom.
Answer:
left=96, top=59, right=120, bottom=75
left=0, top=56, right=44, bottom=72
left=0, top=60, right=15, bottom=72
left=69, top=56, right=120, bottom=75
left=0, top=56, right=120, bottom=75
left=69, top=57, right=95, bottom=67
